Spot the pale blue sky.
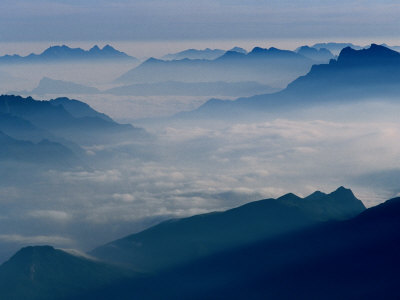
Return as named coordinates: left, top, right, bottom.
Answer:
left=0, top=0, right=399, bottom=42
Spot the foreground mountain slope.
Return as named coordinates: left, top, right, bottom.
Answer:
left=85, top=196, right=400, bottom=300
left=0, top=246, right=135, bottom=300
left=90, top=187, right=365, bottom=273
left=190, top=44, right=400, bottom=118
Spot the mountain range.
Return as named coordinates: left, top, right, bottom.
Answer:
left=0, top=95, right=146, bottom=168
left=13, top=77, right=278, bottom=97
left=2, top=187, right=400, bottom=299
left=0, top=131, right=79, bottom=168
left=162, top=47, right=247, bottom=60
left=116, top=46, right=326, bottom=87
left=89, top=186, right=365, bottom=273
left=0, top=45, right=137, bottom=64
left=187, top=44, right=400, bottom=119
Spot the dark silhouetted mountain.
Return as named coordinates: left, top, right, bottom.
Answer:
left=0, top=246, right=135, bottom=300
left=29, top=77, right=100, bottom=95
left=105, top=81, right=278, bottom=97
left=0, top=95, right=145, bottom=145
left=90, top=187, right=365, bottom=273
left=312, top=42, right=363, bottom=55
left=189, top=44, right=400, bottom=118
left=0, top=131, right=80, bottom=167
left=82, top=195, right=400, bottom=300
left=296, top=45, right=335, bottom=62
left=380, top=43, right=400, bottom=52
left=0, top=45, right=137, bottom=64
left=117, top=46, right=316, bottom=86
left=162, top=48, right=226, bottom=60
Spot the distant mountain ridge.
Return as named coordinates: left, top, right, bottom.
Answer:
left=188, top=44, right=400, bottom=118
left=0, top=130, right=79, bottom=168
left=296, top=45, right=335, bottom=62
left=0, top=95, right=145, bottom=146
left=116, top=46, right=322, bottom=86
left=0, top=45, right=137, bottom=64
left=162, top=47, right=247, bottom=60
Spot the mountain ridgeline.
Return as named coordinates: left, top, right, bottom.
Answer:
left=116, top=46, right=327, bottom=87
left=189, top=44, right=400, bottom=118
left=90, top=187, right=365, bottom=273
left=3, top=187, right=400, bottom=299
left=0, top=95, right=146, bottom=168
left=0, top=45, right=137, bottom=64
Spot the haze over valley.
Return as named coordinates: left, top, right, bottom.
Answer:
left=1, top=0, right=400, bottom=298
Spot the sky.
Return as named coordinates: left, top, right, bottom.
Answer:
left=1, top=0, right=400, bottom=43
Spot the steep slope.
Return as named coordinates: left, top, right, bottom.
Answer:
left=0, top=246, right=134, bottom=300
left=90, top=187, right=365, bottom=273
left=85, top=196, right=400, bottom=300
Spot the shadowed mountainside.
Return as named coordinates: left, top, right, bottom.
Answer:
left=0, top=246, right=136, bottom=300
left=90, top=187, right=365, bottom=273
left=83, top=196, right=400, bottom=300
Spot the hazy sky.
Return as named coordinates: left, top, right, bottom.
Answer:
left=1, top=0, right=400, bottom=42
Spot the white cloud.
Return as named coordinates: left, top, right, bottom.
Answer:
left=112, top=193, right=135, bottom=202
left=0, top=234, right=73, bottom=245
left=28, top=210, right=72, bottom=222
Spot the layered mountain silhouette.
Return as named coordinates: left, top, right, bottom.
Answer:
left=162, top=47, right=247, bottom=60
left=189, top=44, right=400, bottom=118
left=0, top=131, right=79, bottom=168
left=162, top=48, right=226, bottom=60
left=15, top=77, right=277, bottom=97
left=312, top=42, right=363, bottom=55
left=5, top=187, right=400, bottom=300
left=0, top=95, right=144, bottom=145
left=0, top=45, right=137, bottom=64
left=0, top=246, right=135, bottom=300
left=296, top=45, right=335, bottom=62
left=90, top=187, right=365, bottom=273
left=78, top=194, right=400, bottom=300
left=116, top=46, right=321, bottom=86
left=29, top=77, right=100, bottom=95
left=105, top=80, right=278, bottom=97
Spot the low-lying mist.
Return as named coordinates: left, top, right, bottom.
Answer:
left=0, top=98, right=399, bottom=263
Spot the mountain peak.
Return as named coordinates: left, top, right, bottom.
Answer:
left=277, top=192, right=302, bottom=201
left=337, top=44, right=400, bottom=66
left=304, top=190, right=327, bottom=201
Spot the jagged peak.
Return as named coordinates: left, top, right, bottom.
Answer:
left=277, top=192, right=302, bottom=201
